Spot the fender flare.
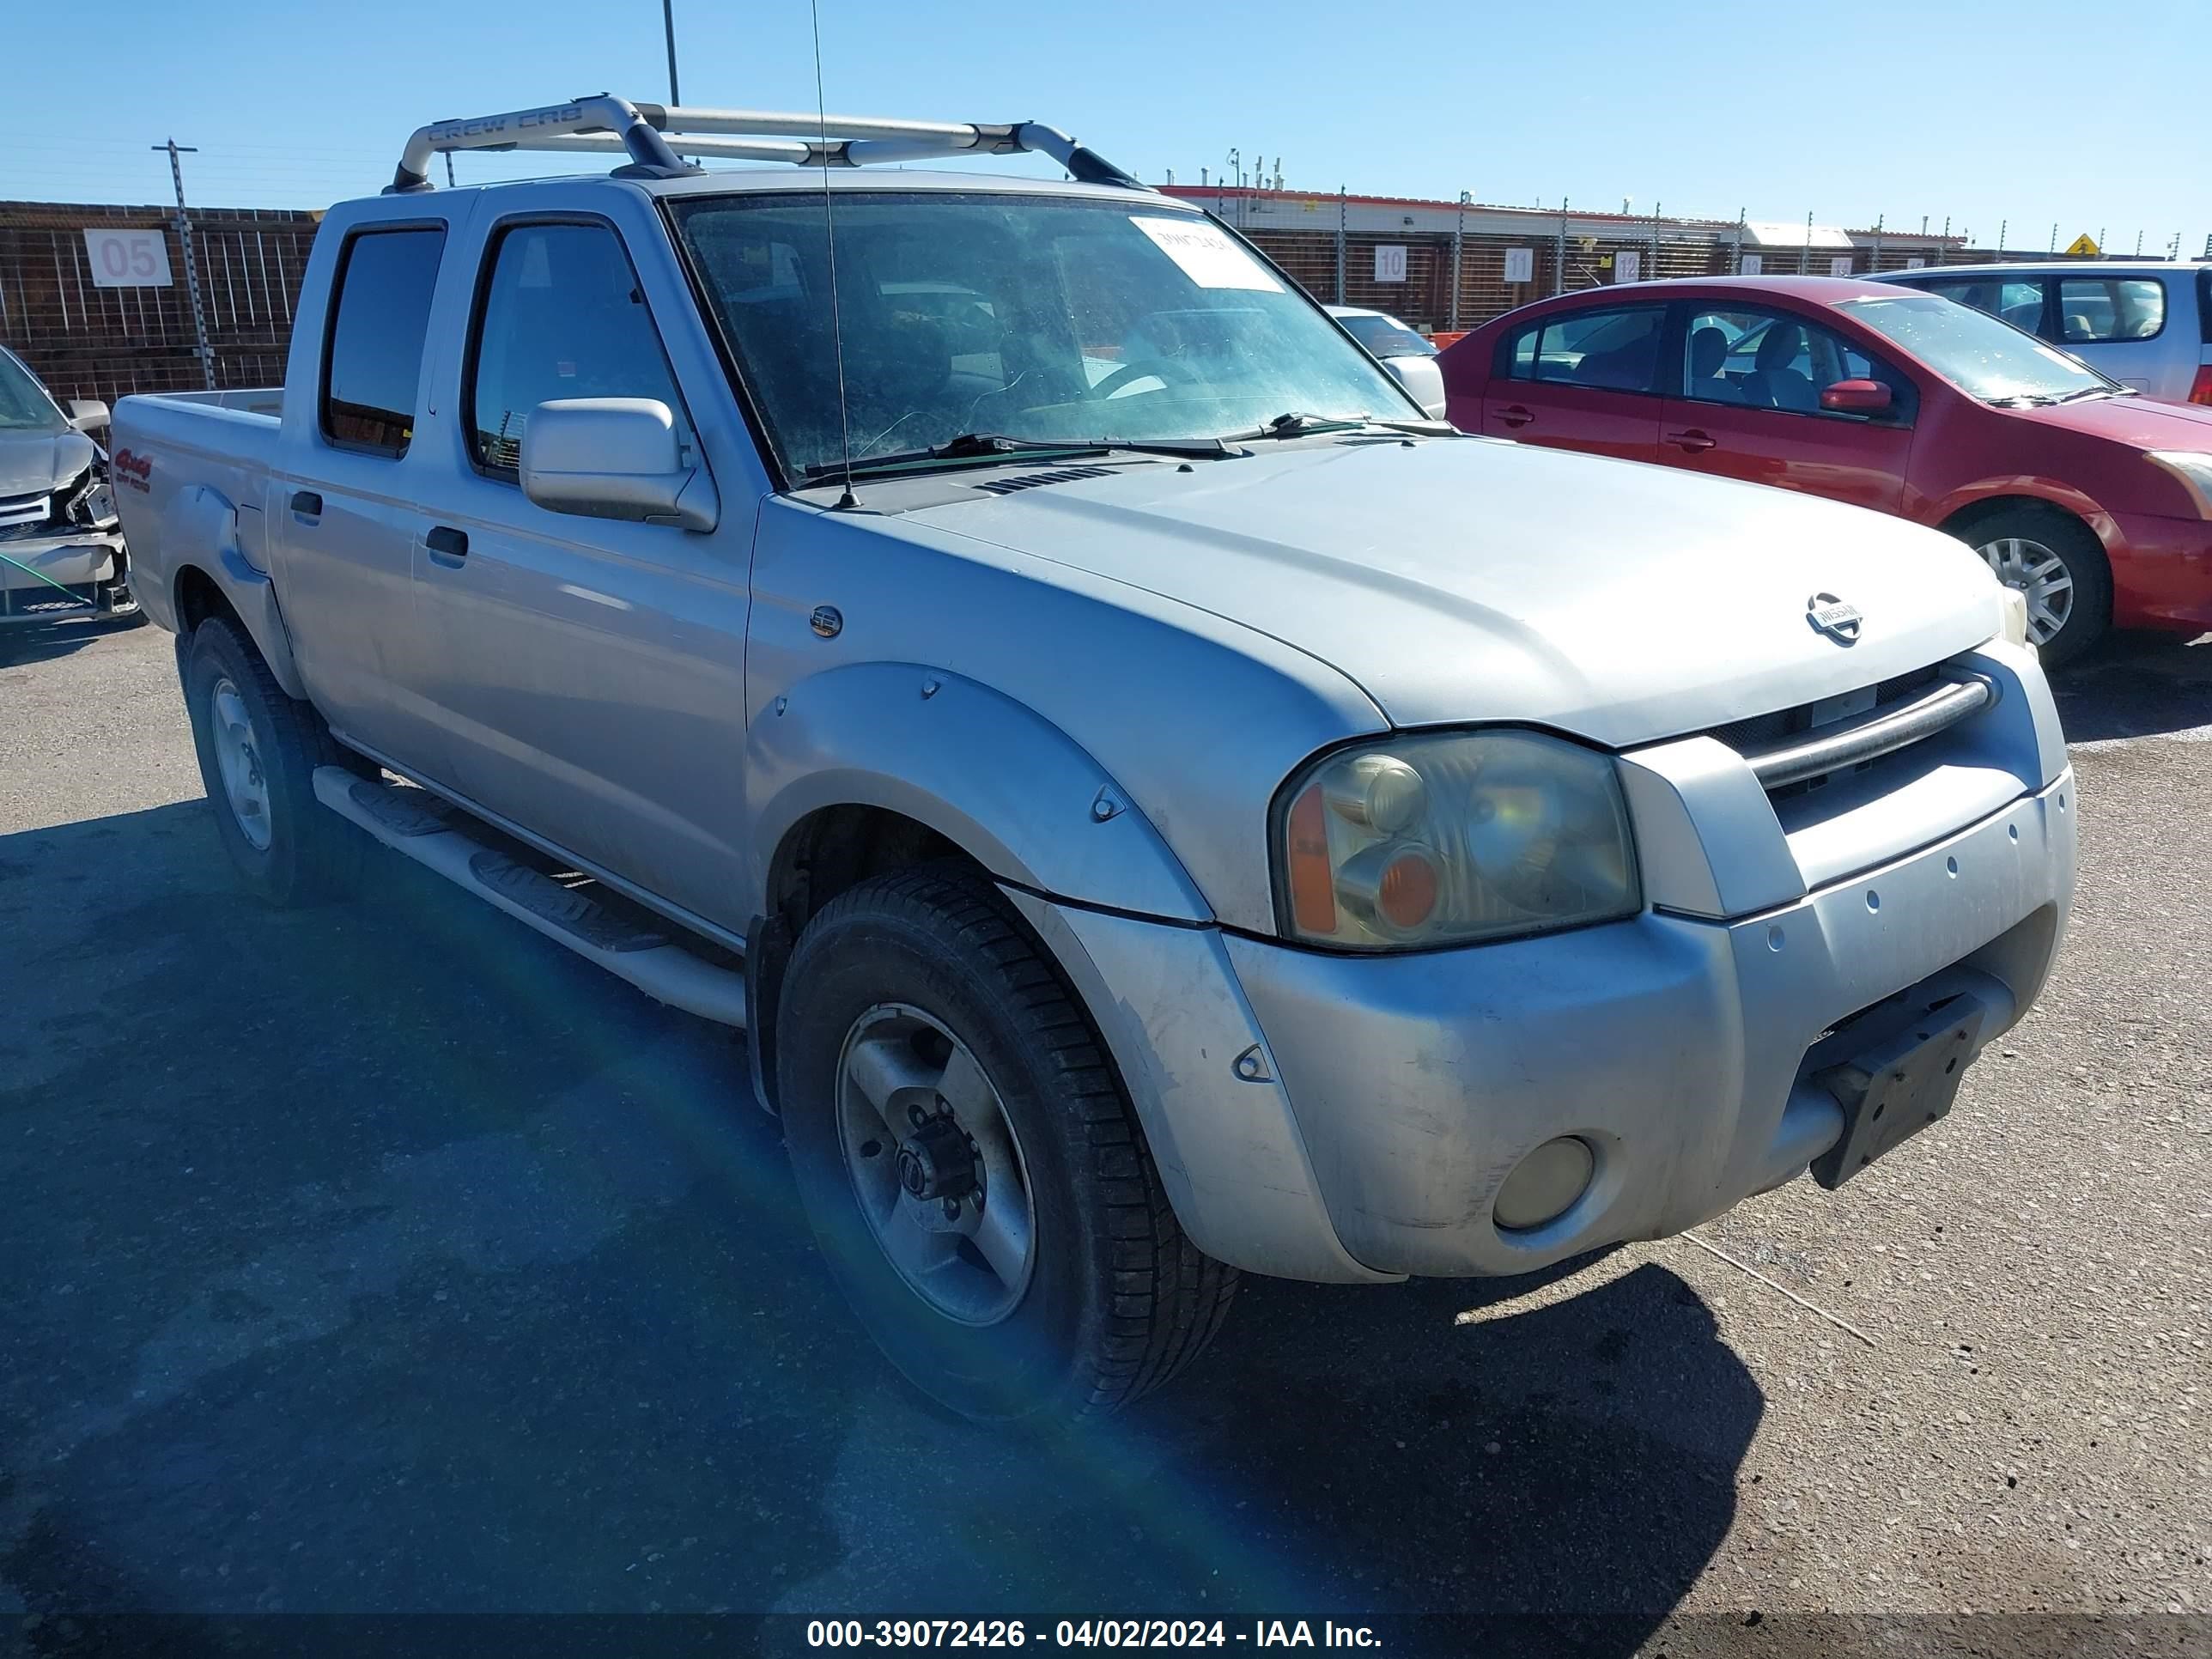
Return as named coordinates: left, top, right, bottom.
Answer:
left=748, top=661, right=1211, bottom=923
left=1927, top=480, right=2116, bottom=549
left=164, top=483, right=307, bottom=700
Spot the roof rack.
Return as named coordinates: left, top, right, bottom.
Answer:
left=388, top=94, right=1142, bottom=194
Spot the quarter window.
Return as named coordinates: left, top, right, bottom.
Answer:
left=2057, top=277, right=2166, bottom=343
left=321, top=228, right=446, bottom=457
left=468, top=222, right=687, bottom=477
left=1501, top=306, right=1666, bottom=393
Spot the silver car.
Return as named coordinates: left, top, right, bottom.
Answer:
left=0, top=344, right=133, bottom=625
left=1881, top=261, right=2212, bottom=404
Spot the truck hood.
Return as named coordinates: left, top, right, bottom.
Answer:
left=0, top=428, right=97, bottom=498
left=909, top=435, right=2005, bottom=748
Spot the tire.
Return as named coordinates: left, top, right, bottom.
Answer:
left=181, top=617, right=363, bottom=905
left=777, top=865, right=1237, bottom=1424
left=1959, top=505, right=2112, bottom=668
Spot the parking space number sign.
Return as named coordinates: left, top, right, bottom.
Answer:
left=84, top=229, right=173, bottom=288
left=1373, top=245, right=1407, bottom=283
left=1503, top=246, right=1534, bottom=284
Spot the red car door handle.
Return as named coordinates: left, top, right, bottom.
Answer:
left=1496, top=404, right=1536, bottom=428
left=1667, top=428, right=1717, bottom=453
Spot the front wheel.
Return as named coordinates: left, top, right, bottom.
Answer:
left=1963, top=506, right=2111, bottom=667
left=777, top=866, right=1237, bottom=1423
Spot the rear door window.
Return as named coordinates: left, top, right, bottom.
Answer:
left=320, top=227, right=446, bottom=457
left=1502, top=306, right=1666, bottom=392
left=2057, top=276, right=2166, bottom=343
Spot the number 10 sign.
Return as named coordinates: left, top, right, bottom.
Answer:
left=83, top=228, right=173, bottom=289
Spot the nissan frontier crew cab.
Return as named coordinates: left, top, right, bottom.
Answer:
left=112, top=97, right=2075, bottom=1423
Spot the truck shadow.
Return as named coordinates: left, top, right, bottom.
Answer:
left=3, top=799, right=1755, bottom=1649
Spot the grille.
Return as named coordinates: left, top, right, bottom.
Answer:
left=970, top=465, right=1118, bottom=495
left=1707, top=665, right=1942, bottom=757
left=0, top=490, right=50, bottom=531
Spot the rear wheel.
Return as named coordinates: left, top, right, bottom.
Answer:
left=777, top=866, right=1237, bottom=1423
left=182, top=617, right=362, bottom=904
left=1962, top=505, right=2111, bottom=667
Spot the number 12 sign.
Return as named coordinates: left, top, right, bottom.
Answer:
left=83, top=229, right=173, bottom=289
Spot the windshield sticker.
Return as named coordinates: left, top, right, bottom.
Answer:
left=1130, top=217, right=1284, bottom=292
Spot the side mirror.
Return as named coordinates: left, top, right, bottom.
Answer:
left=520, top=398, right=719, bottom=532
left=1382, top=355, right=1449, bottom=420
left=67, top=398, right=110, bottom=434
left=1820, top=378, right=1893, bottom=416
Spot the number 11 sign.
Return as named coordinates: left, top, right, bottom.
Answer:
left=83, top=228, right=174, bottom=289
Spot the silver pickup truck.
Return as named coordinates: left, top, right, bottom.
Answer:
left=113, top=97, right=2075, bottom=1423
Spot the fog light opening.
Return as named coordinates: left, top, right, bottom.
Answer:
left=1493, top=1136, right=1596, bottom=1232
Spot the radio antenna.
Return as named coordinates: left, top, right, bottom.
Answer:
left=810, top=0, right=859, bottom=509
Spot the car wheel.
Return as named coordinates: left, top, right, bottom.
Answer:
left=777, top=864, right=1237, bottom=1424
left=1965, top=506, right=2111, bottom=667
left=182, top=617, right=362, bottom=904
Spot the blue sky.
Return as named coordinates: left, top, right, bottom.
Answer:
left=5, top=0, right=2203, bottom=255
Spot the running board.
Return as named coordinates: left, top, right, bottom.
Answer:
left=313, top=766, right=747, bottom=1030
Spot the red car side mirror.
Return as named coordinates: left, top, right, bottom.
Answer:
left=1820, top=378, right=1893, bottom=415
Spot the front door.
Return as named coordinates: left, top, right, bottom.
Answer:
left=413, top=216, right=753, bottom=932
left=1656, top=304, right=1916, bottom=514
left=1479, top=302, right=1667, bottom=462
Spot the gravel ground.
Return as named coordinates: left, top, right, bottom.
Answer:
left=1, top=617, right=2206, bottom=1656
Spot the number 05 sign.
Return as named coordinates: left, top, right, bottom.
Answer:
left=83, top=228, right=173, bottom=289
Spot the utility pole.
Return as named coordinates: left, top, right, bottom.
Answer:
left=1334, top=185, right=1346, bottom=304
left=661, top=0, right=682, bottom=104
left=153, top=138, right=216, bottom=392
left=1450, top=190, right=1468, bottom=331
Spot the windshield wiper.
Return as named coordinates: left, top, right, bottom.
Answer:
left=1218, top=411, right=1455, bottom=442
left=2055, top=385, right=2123, bottom=404
left=804, top=431, right=1238, bottom=482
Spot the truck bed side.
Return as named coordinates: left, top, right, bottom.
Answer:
left=109, top=392, right=306, bottom=694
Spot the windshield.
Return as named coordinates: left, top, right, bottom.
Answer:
left=1837, top=293, right=2117, bottom=404
left=669, top=191, right=1415, bottom=478
left=1336, top=313, right=1436, bottom=358
left=0, top=350, right=66, bottom=434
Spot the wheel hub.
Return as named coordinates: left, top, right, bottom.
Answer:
left=209, top=677, right=272, bottom=852
left=836, top=1003, right=1037, bottom=1328
left=1976, top=536, right=2074, bottom=646
left=896, top=1114, right=980, bottom=1204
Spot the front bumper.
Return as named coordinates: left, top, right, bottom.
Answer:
left=0, top=532, right=127, bottom=623
left=2107, top=509, right=2212, bottom=633
left=1225, top=772, right=2074, bottom=1277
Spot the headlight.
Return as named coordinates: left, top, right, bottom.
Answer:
left=1275, top=729, right=1640, bottom=950
left=2145, top=451, right=2212, bottom=519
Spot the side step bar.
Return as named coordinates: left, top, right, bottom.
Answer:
left=313, top=767, right=747, bottom=1030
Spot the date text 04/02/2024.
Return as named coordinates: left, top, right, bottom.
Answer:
left=805, top=1620, right=1382, bottom=1648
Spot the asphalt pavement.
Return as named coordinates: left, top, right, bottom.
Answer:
left=2, top=618, right=2206, bottom=1656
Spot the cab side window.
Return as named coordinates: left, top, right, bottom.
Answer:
left=321, top=227, right=446, bottom=457
left=467, top=222, right=688, bottom=478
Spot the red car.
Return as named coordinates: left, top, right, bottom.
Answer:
left=1438, top=275, right=2212, bottom=664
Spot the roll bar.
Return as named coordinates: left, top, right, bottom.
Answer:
left=387, top=94, right=1141, bottom=193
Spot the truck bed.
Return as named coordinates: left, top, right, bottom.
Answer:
left=109, top=389, right=285, bottom=629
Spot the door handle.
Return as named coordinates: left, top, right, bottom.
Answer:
left=1667, top=428, right=1717, bottom=453
left=1496, top=404, right=1536, bottom=428
left=424, top=526, right=469, bottom=568
left=289, top=490, right=322, bottom=517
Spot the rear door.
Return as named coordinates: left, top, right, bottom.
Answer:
left=1657, top=302, right=1916, bottom=514
left=1478, top=301, right=1667, bottom=462
left=410, top=208, right=757, bottom=933
left=268, top=221, right=456, bottom=775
